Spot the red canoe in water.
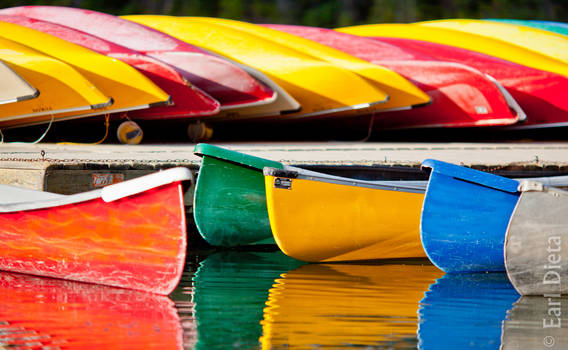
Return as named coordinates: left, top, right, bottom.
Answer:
left=369, top=36, right=568, bottom=129
left=0, top=272, right=183, bottom=349
left=0, top=167, right=191, bottom=295
left=265, top=24, right=524, bottom=129
left=0, top=14, right=220, bottom=121
left=0, top=6, right=294, bottom=118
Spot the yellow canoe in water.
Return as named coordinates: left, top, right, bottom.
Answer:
left=0, top=20, right=170, bottom=119
left=186, top=17, right=430, bottom=111
left=418, top=19, right=568, bottom=62
left=0, top=60, right=38, bottom=105
left=338, top=23, right=568, bottom=78
left=260, top=263, right=443, bottom=349
left=0, top=37, right=112, bottom=127
left=264, top=167, right=427, bottom=262
left=124, top=15, right=391, bottom=120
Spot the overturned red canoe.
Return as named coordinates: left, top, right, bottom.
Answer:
left=265, top=24, right=523, bottom=129
left=0, top=14, right=220, bottom=120
left=0, top=6, right=293, bottom=118
left=372, top=36, right=568, bottom=129
left=0, top=167, right=191, bottom=295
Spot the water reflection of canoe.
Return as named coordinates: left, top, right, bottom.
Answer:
left=420, top=159, right=521, bottom=273
left=0, top=6, right=283, bottom=118
left=418, top=273, right=519, bottom=349
left=124, top=15, right=397, bottom=121
left=505, top=184, right=568, bottom=296
left=265, top=24, right=523, bottom=129
left=193, top=251, right=303, bottom=350
left=0, top=271, right=182, bottom=349
left=0, top=167, right=191, bottom=294
left=0, top=14, right=220, bottom=121
left=260, top=262, right=442, bottom=349
left=264, top=167, right=426, bottom=262
left=501, top=296, right=568, bottom=350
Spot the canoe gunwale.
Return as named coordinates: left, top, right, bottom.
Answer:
left=0, top=60, right=39, bottom=104
left=483, top=74, right=526, bottom=122
left=422, top=158, right=519, bottom=193
left=0, top=167, right=192, bottom=212
left=10, top=86, right=39, bottom=104
left=0, top=88, right=39, bottom=105
left=194, top=143, right=283, bottom=171
left=278, top=96, right=389, bottom=120
left=263, top=166, right=425, bottom=193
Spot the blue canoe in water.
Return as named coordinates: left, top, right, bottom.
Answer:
left=420, top=159, right=521, bottom=273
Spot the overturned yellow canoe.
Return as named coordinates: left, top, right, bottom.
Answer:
left=260, top=263, right=443, bottom=349
left=0, top=60, right=37, bottom=105
left=124, top=15, right=391, bottom=120
left=187, top=17, right=430, bottom=111
left=338, top=23, right=568, bottom=78
left=264, top=167, right=427, bottom=262
left=0, top=20, right=170, bottom=119
left=0, top=37, right=112, bottom=127
left=418, top=19, right=568, bottom=62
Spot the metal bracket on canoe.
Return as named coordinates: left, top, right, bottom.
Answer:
left=517, top=180, right=544, bottom=193
left=263, top=167, right=298, bottom=178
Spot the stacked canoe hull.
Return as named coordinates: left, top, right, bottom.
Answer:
left=265, top=24, right=523, bottom=129
left=0, top=6, right=298, bottom=121
left=0, top=14, right=221, bottom=121
left=124, top=15, right=397, bottom=121
left=0, top=37, right=113, bottom=127
left=1, top=7, right=567, bottom=137
left=338, top=23, right=568, bottom=129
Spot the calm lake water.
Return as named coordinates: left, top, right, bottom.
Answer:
left=0, top=249, right=566, bottom=349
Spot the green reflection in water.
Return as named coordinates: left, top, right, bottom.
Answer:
left=192, top=250, right=304, bottom=350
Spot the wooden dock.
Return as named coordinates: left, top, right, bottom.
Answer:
left=1, top=142, right=568, bottom=196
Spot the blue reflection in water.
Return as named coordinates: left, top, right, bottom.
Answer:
left=418, top=273, right=519, bottom=349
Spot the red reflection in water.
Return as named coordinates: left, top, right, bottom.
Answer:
left=0, top=272, right=183, bottom=349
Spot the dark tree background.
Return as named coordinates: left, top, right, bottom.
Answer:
left=2, top=0, right=566, bottom=27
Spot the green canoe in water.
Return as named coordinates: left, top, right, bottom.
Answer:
left=193, top=143, right=284, bottom=246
